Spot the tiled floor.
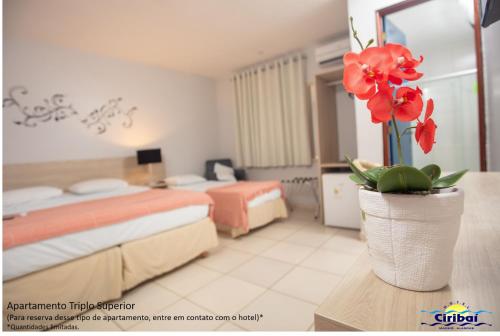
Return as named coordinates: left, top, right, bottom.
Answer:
left=75, top=210, right=366, bottom=331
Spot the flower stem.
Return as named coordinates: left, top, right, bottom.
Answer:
left=350, top=17, right=365, bottom=51
left=391, top=114, right=405, bottom=165
left=400, top=126, right=416, bottom=137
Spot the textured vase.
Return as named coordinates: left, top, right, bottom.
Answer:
left=359, top=188, right=464, bottom=291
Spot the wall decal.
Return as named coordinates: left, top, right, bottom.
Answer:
left=2, top=86, right=138, bottom=134
left=81, top=98, right=137, bottom=134
left=3, top=86, right=78, bottom=127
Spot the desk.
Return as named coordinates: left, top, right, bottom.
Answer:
left=315, top=172, right=500, bottom=331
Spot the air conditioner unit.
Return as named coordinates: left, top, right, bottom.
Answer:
left=315, top=38, right=351, bottom=67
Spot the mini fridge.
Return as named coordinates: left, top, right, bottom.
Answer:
left=322, top=171, right=361, bottom=229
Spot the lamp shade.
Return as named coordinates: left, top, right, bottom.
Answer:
left=137, top=148, right=162, bottom=165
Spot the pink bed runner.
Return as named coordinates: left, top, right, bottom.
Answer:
left=3, top=189, right=214, bottom=250
left=206, top=181, right=284, bottom=233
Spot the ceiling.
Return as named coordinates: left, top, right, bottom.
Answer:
left=4, top=0, right=348, bottom=78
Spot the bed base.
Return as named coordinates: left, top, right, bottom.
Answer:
left=2, top=217, right=218, bottom=331
left=216, top=198, right=288, bottom=238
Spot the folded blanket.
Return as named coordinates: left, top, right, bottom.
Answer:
left=3, top=189, right=214, bottom=250
left=207, top=181, right=284, bottom=233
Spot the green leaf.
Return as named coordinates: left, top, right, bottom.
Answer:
left=377, top=166, right=432, bottom=193
left=349, top=174, right=364, bottom=184
left=420, top=164, right=441, bottom=181
left=432, top=169, right=468, bottom=189
left=345, top=156, right=377, bottom=189
left=364, top=166, right=388, bottom=183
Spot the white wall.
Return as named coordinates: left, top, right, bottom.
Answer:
left=215, top=78, right=237, bottom=158
left=483, top=21, right=500, bottom=171
left=3, top=39, right=219, bottom=176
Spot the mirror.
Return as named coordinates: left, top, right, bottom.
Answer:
left=378, top=0, right=485, bottom=171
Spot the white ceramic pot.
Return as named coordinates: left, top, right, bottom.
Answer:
left=359, top=188, right=464, bottom=291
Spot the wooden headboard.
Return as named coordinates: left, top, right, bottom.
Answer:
left=3, top=157, right=166, bottom=191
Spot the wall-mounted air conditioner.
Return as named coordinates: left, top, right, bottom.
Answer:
left=315, top=38, right=350, bottom=67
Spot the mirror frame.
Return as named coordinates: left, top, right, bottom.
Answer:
left=375, top=0, right=487, bottom=171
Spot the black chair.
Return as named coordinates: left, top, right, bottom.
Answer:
left=204, top=158, right=246, bottom=181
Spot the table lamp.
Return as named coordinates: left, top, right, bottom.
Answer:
left=137, top=148, right=162, bottom=185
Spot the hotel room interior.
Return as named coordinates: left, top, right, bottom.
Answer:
left=2, top=0, right=499, bottom=332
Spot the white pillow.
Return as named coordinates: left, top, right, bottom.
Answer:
left=69, top=178, right=128, bottom=195
left=3, top=186, right=63, bottom=206
left=164, top=174, right=206, bottom=187
left=214, top=163, right=235, bottom=181
left=214, top=163, right=234, bottom=175
left=216, top=173, right=237, bottom=182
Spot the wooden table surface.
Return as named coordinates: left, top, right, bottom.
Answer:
left=315, top=172, right=500, bottom=331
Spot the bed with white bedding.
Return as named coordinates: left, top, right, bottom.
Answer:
left=3, top=186, right=211, bottom=281
left=3, top=183, right=218, bottom=330
left=171, top=180, right=287, bottom=237
left=171, top=180, right=283, bottom=208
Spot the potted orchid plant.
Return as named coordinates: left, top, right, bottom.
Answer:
left=343, top=18, right=467, bottom=291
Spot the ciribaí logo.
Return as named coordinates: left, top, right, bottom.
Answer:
left=420, top=301, right=493, bottom=330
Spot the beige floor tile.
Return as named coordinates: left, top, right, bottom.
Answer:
left=196, top=246, right=253, bottom=273
left=272, top=218, right=306, bottom=231
left=288, top=209, right=317, bottom=221
left=229, top=256, right=294, bottom=288
left=321, top=229, right=367, bottom=255
left=230, top=235, right=277, bottom=254
left=298, top=222, right=338, bottom=235
left=272, top=266, right=342, bottom=304
left=253, top=225, right=297, bottom=240
left=130, top=299, right=223, bottom=331
left=56, top=309, right=122, bottom=331
left=218, top=234, right=237, bottom=247
left=155, top=263, right=221, bottom=296
left=187, top=275, right=266, bottom=315
left=261, top=241, right=315, bottom=264
left=287, top=215, right=314, bottom=223
left=104, top=282, right=180, bottom=330
left=300, top=249, right=360, bottom=276
left=235, top=290, right=316, bottom=331
left=217, top=322, right=246, bottom=331
left=285, top=229, right=332, bottom=248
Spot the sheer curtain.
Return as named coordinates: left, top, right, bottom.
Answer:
left=233, top=54, right=312, bottom=167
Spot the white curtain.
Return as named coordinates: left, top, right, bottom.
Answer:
left=233, top=54, right=312, bottom=167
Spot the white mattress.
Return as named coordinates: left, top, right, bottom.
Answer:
left=3, top=186, right=210, bottom=281
left=171, top=181, right=281, bottom=208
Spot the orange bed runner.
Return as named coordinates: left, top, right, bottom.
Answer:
left=3, top=189, right=214, bottom=250
left=206, top=181, right=284, bottom=233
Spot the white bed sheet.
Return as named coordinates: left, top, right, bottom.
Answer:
left=3, top=186, right=210, bottom=281
left=171, top=181, right=281, bottom=208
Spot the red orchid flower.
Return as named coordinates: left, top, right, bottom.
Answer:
left=385, top=43, right=423, bottom=85
left=415, top=99, right=437, bottom=154
left=343, top=47, right=393, bottom=100
left=393, top=86, right=423, bottom=121
left=367, top=84, right=423, bottom=123
left=367, top=82, right=394, bottom=123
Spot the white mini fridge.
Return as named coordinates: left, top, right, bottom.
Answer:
left=322, top=171, right=361, bottom=229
